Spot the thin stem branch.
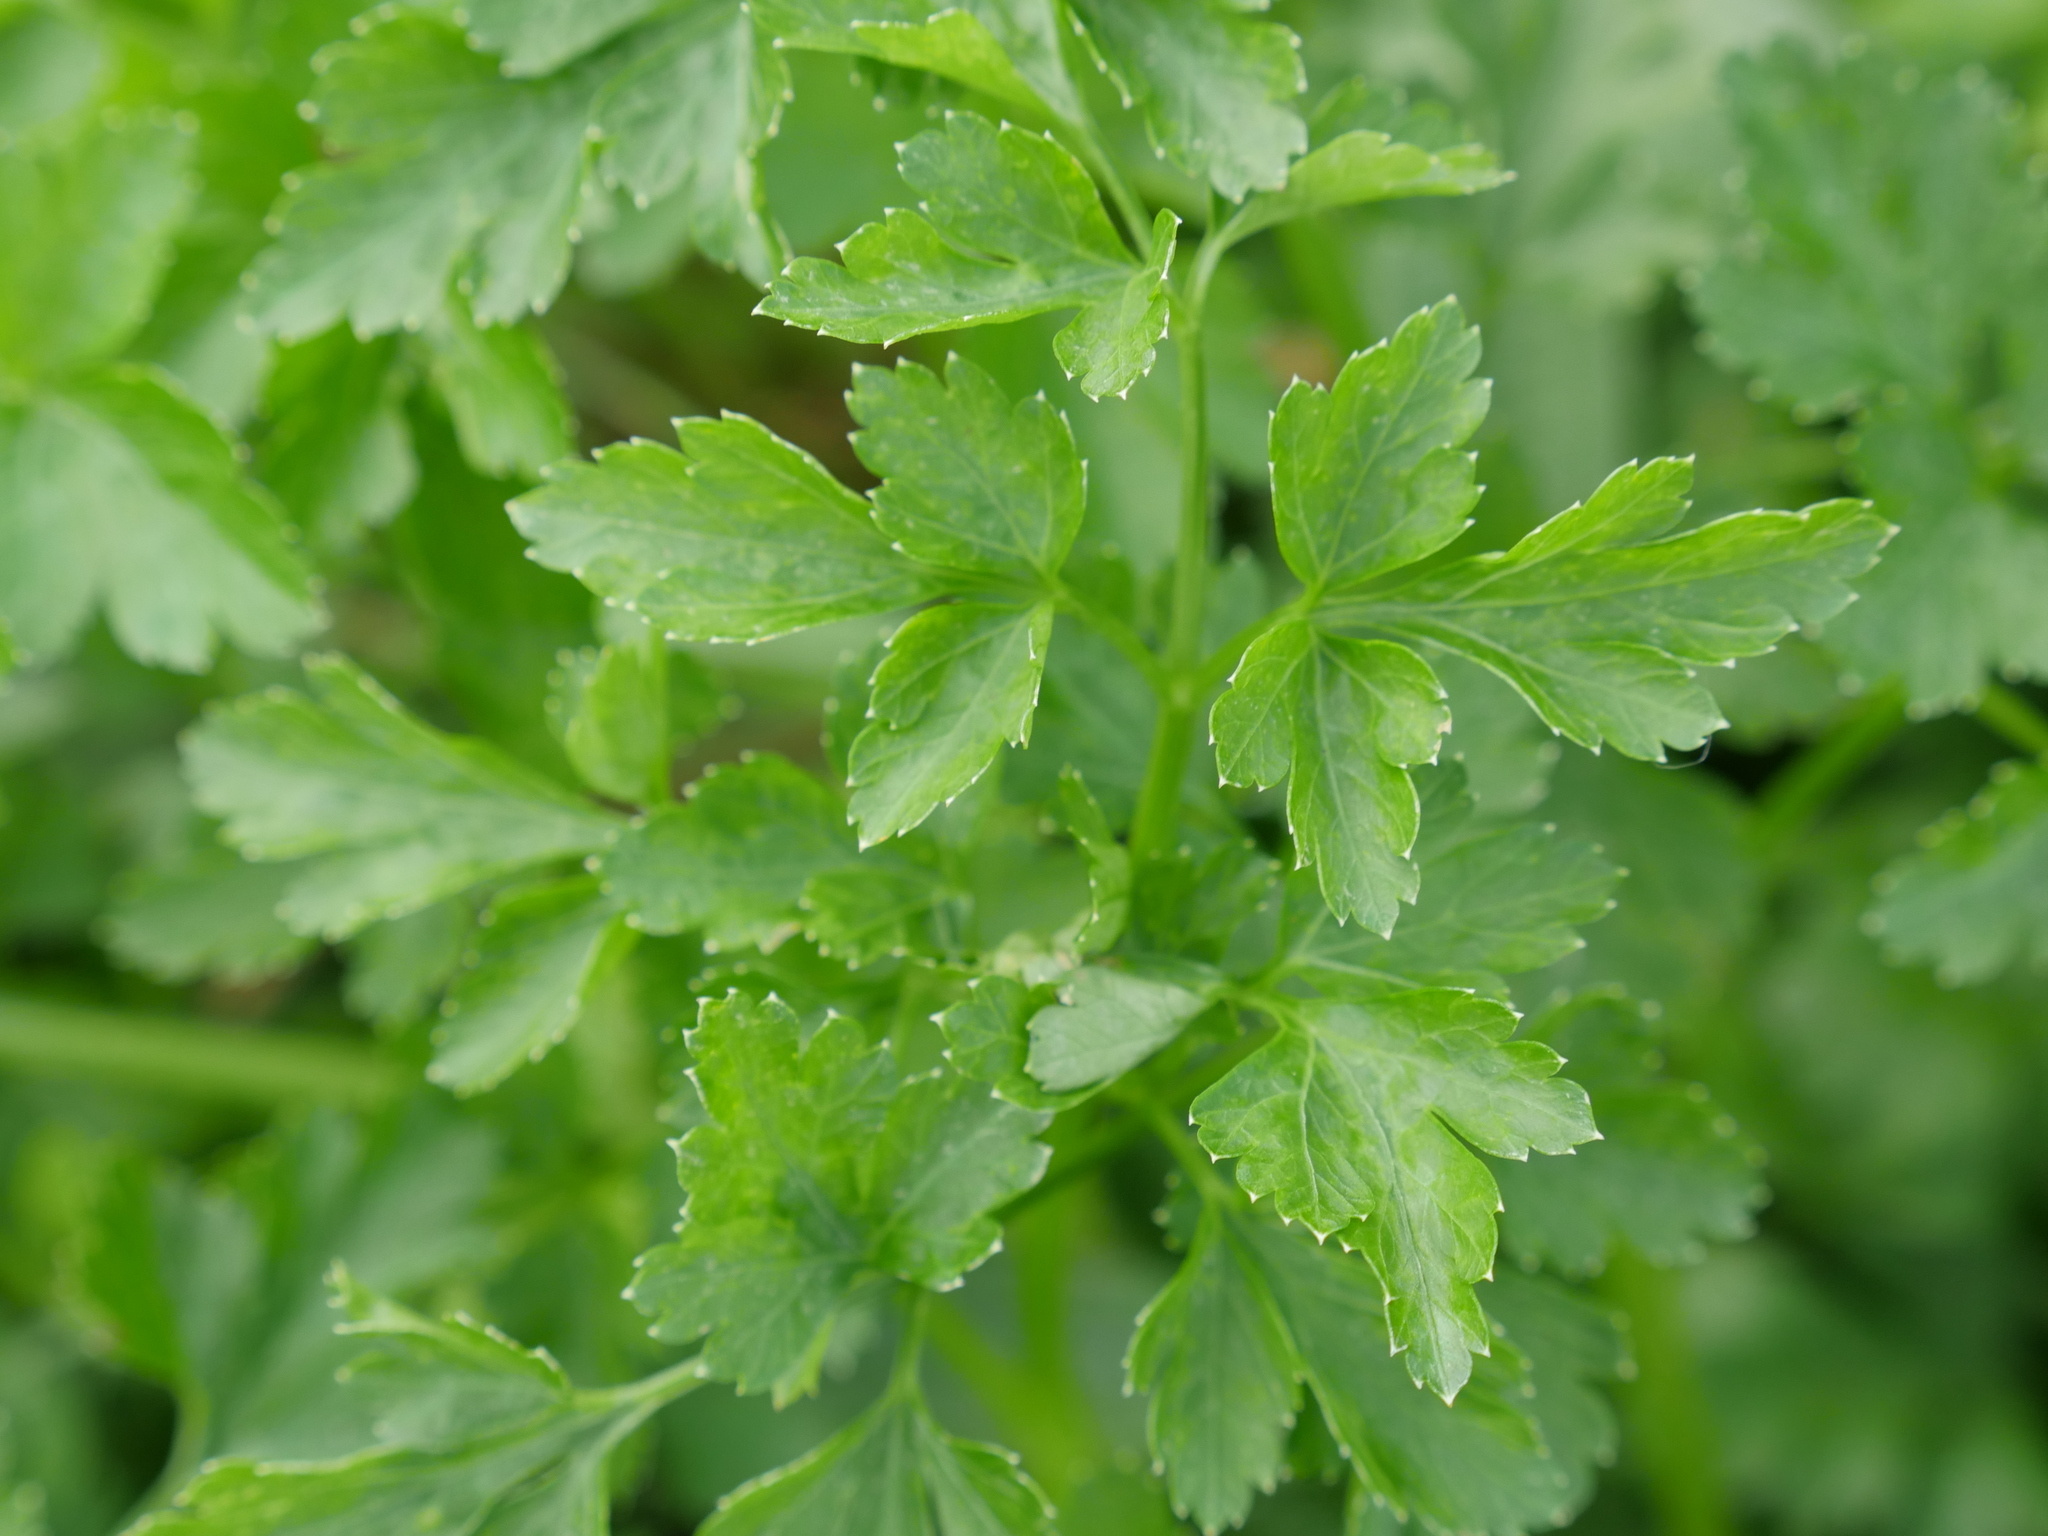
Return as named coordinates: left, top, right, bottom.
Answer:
left=996, top=1112, right=1145, bottom=1221
left=1039, top=9, right=1151, bottom=256
left=128, top=1383, right=211, bottom=1521
left=1067, top=126, right=1152, bottom=256
left=1747, top=682, right=1905, bottom=861
left=0, top=994, right=401, bottom=1108
left=1135, top=1094, right=1234, bottom=1206
left=576, top=1356, right=708, bottom=1412
left=1051, top=579, right=1165, bottom=687
left=1975, top=679, right=2048, bottom=759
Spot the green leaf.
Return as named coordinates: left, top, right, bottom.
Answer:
left=800, top=851, right=958, bottom=965
left=256, top=329, right=417, bottom=554
left=1211, top=619, right=1310, bottom=791
left=75, top=1151, right=259, bottom=1393
left=1867, top=760, right=2048, bottom=986
left=1053, top=210, right=1179, bottom=399
left=602, top=753, right=854, bottom=949
left=416, top=302, right=573, bottom=480
left=589, top=1, right=791, bottom=284
left=0, top=368, right=323, bottom=670
left=939, top=974, right=1087, bottom=1113
left=1285, top=635, right=1450, bottom=936
left=1272, top=765, right=1620, bottom=998
left=0, top=116, right=193, bottom=376
left=101, top=846, right=314, bottom=987
left=460, top=0, right=671, bottom=76
left=1219, top=130, right=1509, bottom=246
left=1694, top=40, right=2028, bottom=413
left=760, top=114, right=1179, bottom=399
left=129, top=1278, right=696, bottom=1536
left=510, top=415, right=941, bottom=642
left=1493, top=994, right=1764, bottom=1274
left=429, top=877, right=637, bottom=1094
left=756, top=0, right=1080, bottom=121
left=344, top=900, right=474, bottom=1028
left=1067, top=0, right=1305, bottom=201
left=1125, top=1203, right=1300, bottom=1532
left=184, top=655, right=620, bottom=941
left=699, top=1380, right=1052, bottom=1534
left=248, top=9, right=787, bottom=339
left=1269, top=299, right=1487, bottom=594
left=628, top=992, right=1048, bottom=1402
left=1352, top=457, right=1892, bottom=761
left=71, top=1116, right=498, bottom=1463
left=1130, top=1197, right=1609, bottom=1534
left=1024, top=959, right=1217, bottom=1093
left=1059, top=768, right=1129, bottom=954
left=849, top=602, right=1053, bottom=845
left=1191, top=991, right=1595, bottom=1399
left=1214, top=621, right=1447, bottom=934
left=1454, top=1270, right=1625, bottom=1522
left=549, top=638, right=669, bottom=806
left=848, top=355, right=1083, bottom=581
left=1691, top=42, right=2035, bottom=709
left=0, top=4, right=99, bottom=136
left=248, top=17, right=591, bottom=337
left=1822, top=430, right=2048, bottom=711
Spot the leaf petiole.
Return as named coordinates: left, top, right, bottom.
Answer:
left=1974, top=679, right=2048, bottom=760
left=573, top=1356, right=709, bottom=1414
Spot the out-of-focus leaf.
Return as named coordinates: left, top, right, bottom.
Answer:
left=184, top=654, right=619, bottom=940
left=429, top=877, right=637, bottom=1094
left=0, top=369, right=323, bottom=670
left=1067, top=0, right=1305, bottom=201
left=0, top=117, right=192, bottom=377
left=1494, top=993, right=1765, bottom=1274
left=1867, top=760, right=2048, bottom=986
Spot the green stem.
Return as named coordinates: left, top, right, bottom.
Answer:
left=997, top=1112, right=1145, bottom=1221
left=1052, top=579, right=1165, bottom=687
left=891, top=1288, right=933, bottom=1397
left=130, top=1384, right=211, bottom=1519
left=1127, top=236, right=1222, bottom=865
left=1136, top=1095, right=1234, bottom=1206
left=1068, top=128, right=1152, bottom=257
left=577, top=1356, right=708, bottom=1413
left=1747, top=682, right=1905, bottom=861
left=1975, top=679, right=2048, bottom=759
left=0, top=994, right=401, bottom=1108
left=1040, top=13, right=1150, bottom=256
left=996, top=1017, right=1273, bottom=1222
left=1601, top=1249, right=1735, bottom=1536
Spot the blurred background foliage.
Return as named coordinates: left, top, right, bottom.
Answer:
left=2, top=0, right=2047, bottom=1532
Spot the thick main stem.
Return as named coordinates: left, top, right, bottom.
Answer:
left=0, top=994, right=400, bottom=1108
left=1603, top=1250, right=1735, bottom=1536
left=1127, top=251, right=1217, bottom=866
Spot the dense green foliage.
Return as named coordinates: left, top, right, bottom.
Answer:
left=2, top=2, right=2047, bottom=1534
